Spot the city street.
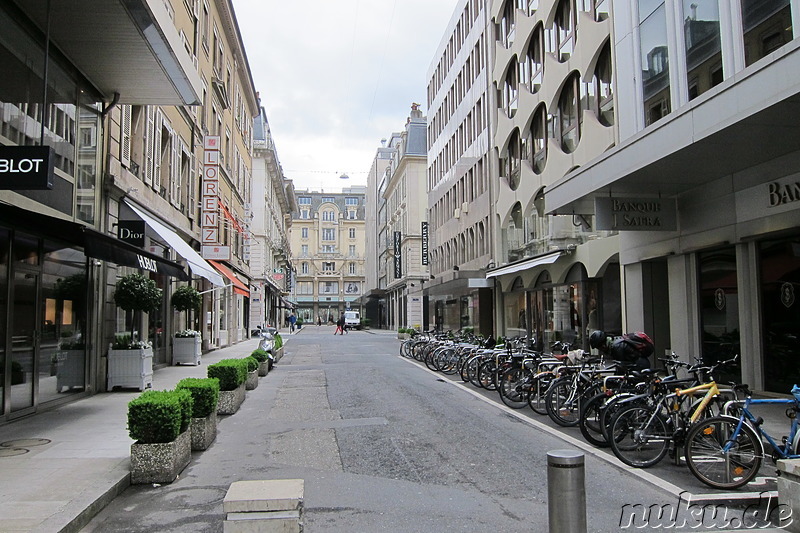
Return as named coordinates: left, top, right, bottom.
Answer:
left=77, top=326, right=768, bottom=533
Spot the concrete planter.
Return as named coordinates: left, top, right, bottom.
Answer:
left=130, top=429, right=191, bottom=484
left=107, top=346, right=153, bottom=391
left=245, top=370, right=258, bottom=390
left=217, top=382, right=246, bottom=415
left=398, top=333, right=409, bottom=340
left=190, top=412, right=217, bottom=451
left=172, top=336, right=201, bottom=366
left=257, top=361, right=269, bottom=377
left=273, top=346, right=284, bottom=364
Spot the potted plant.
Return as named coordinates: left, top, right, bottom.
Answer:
left=176, top=377, right=220, bottom=451
left=128, top=388, right=192, bottom=484
left=207, top=358, right=248, bottom=415
left=250, top=348, right=271, bottom=376
left=295, top=317, right=303, bottom=330
left=108, top=273, right=161, bottom=391
left=171, top=285, right=202, bottom=365
left=272, top=333, right=284, bottom=365
left=398, top=327, right=408, bottom=340
left=244, top=356, right=259, bottom=390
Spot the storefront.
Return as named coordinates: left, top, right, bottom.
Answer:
left=425, top=270, right=493, bottom=337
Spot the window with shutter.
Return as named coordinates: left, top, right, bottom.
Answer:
left=120, top=105, right=132, bottom=168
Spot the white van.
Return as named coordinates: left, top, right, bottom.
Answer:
left=344, top=310, right=360, bottom=330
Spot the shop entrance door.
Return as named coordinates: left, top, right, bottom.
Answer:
left=9, top=270, right=39, bottom=417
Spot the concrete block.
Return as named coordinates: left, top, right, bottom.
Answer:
left=777, top=459, right=800, bottom=533
left=223, top=510, right=301, bottom=533
left=223, top=479, right=304, bottom=513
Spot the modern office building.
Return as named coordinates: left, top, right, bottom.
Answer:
left=425, top=0, right=495, bottom=336
left=486, top=0, right=621, bottom=351
left=251, top=107, right=296, bottom=329
left=546, top=0, right=800, bottom=392
left=289, top=187, right=366, bottom=324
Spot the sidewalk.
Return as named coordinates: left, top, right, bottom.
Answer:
left=0, top=336, right=270, bottom=533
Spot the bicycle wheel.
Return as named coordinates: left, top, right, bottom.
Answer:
left=609, top=405, right=670, bottom=468
left=600, top=394, right=638, bottom=442
left=545, top=378, right=581, bottom=427
left=684, top=415, right=762, bottom=489
left=528, top=373, right=555, bottom=415
left=579, top=392, right=609, bottom=447
left=498, top=367, right=529, bottom=409
left=478, top=360, right=498, bottom=391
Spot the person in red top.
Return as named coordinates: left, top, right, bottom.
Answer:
left=335, top=314, right=344, bottom=335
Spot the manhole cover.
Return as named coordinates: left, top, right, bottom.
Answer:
left=0, top=447, right=29, bottom=457
left=1, top=438, right=51, bottom=448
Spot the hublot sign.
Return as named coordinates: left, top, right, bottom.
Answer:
left=0, top=146, right=54, bottom=189
left=595, top=197, right=677, bottom=231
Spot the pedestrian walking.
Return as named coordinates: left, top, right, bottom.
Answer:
left=289, top=312, right=296, bottom=333
left=335, top=314, right=344, bottom=335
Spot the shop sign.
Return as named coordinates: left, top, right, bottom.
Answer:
left=394, top=231, right=402, bottom=278
left=0, top=146, right=54, bottom=190
left=595, top=197, right=677, bottom=231
left=201, top=245, right=230, bottom=260
left=117, top=220, right=146, bottom=247
left=767, top=179, right=800, bottom=208
left=421, top=222, right=429, bottom=265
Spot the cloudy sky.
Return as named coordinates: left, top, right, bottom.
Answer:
left=234, top=0, right=459, bottom=192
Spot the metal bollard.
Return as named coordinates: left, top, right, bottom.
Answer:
left=547, top=449, right=587, bottom=533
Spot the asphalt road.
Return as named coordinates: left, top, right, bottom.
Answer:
left=80, top=328, right=780, bottom=532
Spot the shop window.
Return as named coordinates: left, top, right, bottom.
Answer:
left=554, top=0, right=577, bottom=61
left=699, top=248, right=741, bottom=385
left=527, top=25, right=545, bottom=93
left=760, top=238, right=800, bottom=393
left=530, top=105, right=548, bottom=173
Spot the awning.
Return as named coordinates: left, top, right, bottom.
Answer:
left=124, top=200, right=224, bottom=286
left=279, top=297, right=294, bottom=309
left=0, top=203, right=188, bottom=279
left=486, top=251, right=561, bottom=278
left=208, top=260, right=250, bottom=297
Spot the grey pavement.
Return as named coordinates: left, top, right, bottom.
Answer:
left=0, top=325, right=789, bottom=533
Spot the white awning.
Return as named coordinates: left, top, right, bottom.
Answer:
left=486, top=251, right=562, bottom=278
left=124, top=200, right=224, bottom=286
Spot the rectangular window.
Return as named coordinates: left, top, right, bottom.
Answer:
left=639, top=0, right=671, bottom=126
left=349, top=245, right=356, bottom=257
left=301, top=244, right=308, bottom=256
left=300, top=210, right=309, bottom=219
left=322, top=262, right=335, bottom=271
left=301, top=262, right=309, bottom=274
left=301, top=228, right=308, bottom=238
left=319, top=281, right=339, bottom=294
left=741, top=0, right=792, bottom=67
left=349, top=228, right=356, bottom=239
left=298, top=197, right=311, bottom=205
left=349, top=262, right=356, bottom=274
left=322, top=245, right=336, bottom=253
left=322, top=197, right=335, bottom=203
left=345, top=197, right=358, bottom=205
left=322, top=228, right=336, bottom=240
left=683, top=0, right=722, bottom=101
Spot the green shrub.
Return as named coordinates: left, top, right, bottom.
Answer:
left=174, top=388, right=193, bottom=433
left=244, top=356, right=258, bottom=372
left=398, top=327, right=406, bottom=334
left=176, top=377, right=220, bottom=418
left=250, top=349, right=268, bottom=363
left=273, top=333, right=283, bottom=350
left=171, top=285, right=201, bottom=312
left=207, top=359, right=248, bottom=391
left=127, top=389, right=192, bottom=444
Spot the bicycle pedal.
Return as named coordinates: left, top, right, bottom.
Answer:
left=754, top=416, right=763, bottom=427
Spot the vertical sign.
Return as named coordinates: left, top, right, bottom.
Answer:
left=421, top=222, right=429, bottom=266
left=201, top=135, right=229, bottom=259
left=393, top=231, right=402, bottom=278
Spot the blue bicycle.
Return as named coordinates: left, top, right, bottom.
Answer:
left=683, top=385, right=800, bottom=489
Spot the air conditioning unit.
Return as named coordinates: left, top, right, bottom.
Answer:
left=462, top=202, right=469, bottom=214
left=454, top=208, right=460, bottom=219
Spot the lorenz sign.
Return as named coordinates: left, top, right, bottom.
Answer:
left=0, top=146, right=54, bottom=190
left=595, top=197, right=677, bottom=231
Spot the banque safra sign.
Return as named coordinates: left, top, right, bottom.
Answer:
left=0, top=146, right=54, bottom=190
left=595, top=197, right=677, bottom=231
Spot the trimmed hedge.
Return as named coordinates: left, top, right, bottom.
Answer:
left=207, top=358, right=248, bottom=391
left=250, top=348, right=269, bottom=363
left=273, top=333, right=283, bottom=350
left=244, top=356, right=259, bottom=373
left=176, top=377, right=220, bottom=418
left=127, top=389, right=193, bottom=444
